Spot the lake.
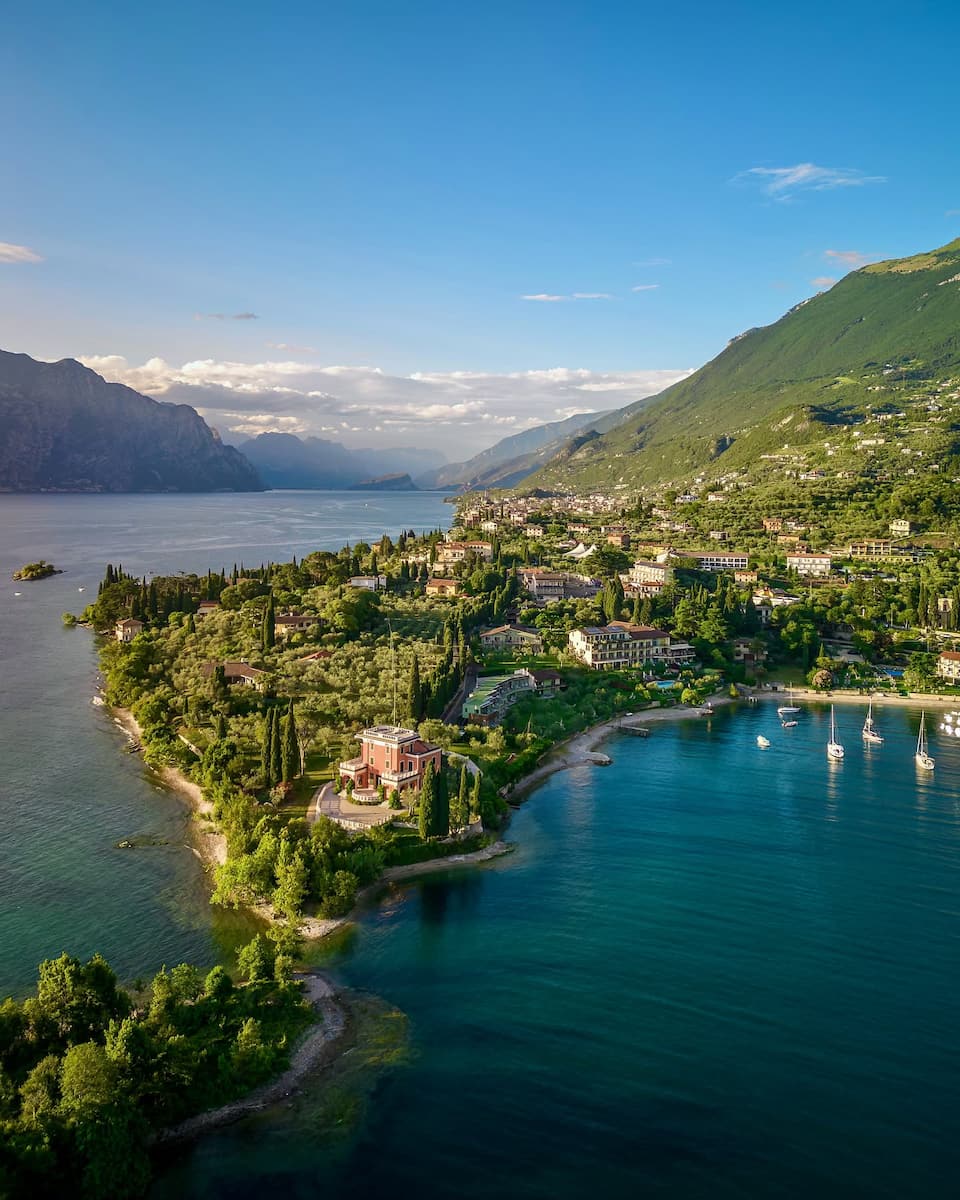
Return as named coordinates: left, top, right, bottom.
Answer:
left=154, top=701, right=960, bottom=1199
left=0, top=491, right=452, bottom=992
left=2, top=493, right=959, bottom=1198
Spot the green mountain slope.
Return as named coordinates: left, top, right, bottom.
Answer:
left=524, top=238, right=960, bottom=492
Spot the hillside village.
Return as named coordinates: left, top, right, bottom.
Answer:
left=86, top=458, right=960, bottom=934
left=78, top=239, right=960, bottom=937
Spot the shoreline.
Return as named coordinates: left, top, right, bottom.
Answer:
left=111, top=704, right=515, bottom=938
left=111, top=706, right=228, bottom=867
left=152, top=972, right=350, bottom=1147
left=288, top=840, right=517, bottom=939
left=508, top=695, right=736, bottom=801
left=758, top=687, right=960, bottom=712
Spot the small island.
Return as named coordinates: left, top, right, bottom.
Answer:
left=12, top=559, right=62, bottom=581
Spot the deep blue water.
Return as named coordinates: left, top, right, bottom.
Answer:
left=157, top=703, right=960, bottom=1199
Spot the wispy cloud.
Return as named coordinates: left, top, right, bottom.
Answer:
left=736, top=162, right=886, bottom=200
left=633, top=257, right=671, bottom=267
left=824, top=248, right=872, bottom=268
left=810, top=276, right=838, bottom=289
left=267, top=341, right=317, bottom=353
left=946, top=209, right=960, bottom=217
left=79, top=356, right=694, bottom=454
left=194, top=311, right=259, bottom=321
left=522, top=292, right=612, bottom=302
left=631, top=284, right=659, bottom=292
left=0, top=241, right=43, bottom=264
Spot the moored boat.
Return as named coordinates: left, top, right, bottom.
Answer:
left=862, top=700, right=883, bottom=745
left=827, top=705, right=844, bottom=760
left=915, top=712, right=935, bottom=771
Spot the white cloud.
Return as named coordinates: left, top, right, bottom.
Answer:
left=633, top=257, right=671, bottom=267
left=522, top=292, right=614, bottom=302
left=736, top=162, right=886, bottom=200
left=78, top=355, right=694, bottom=455
left=267, top=341, right=317, bottom=353
left=193, top=311, right=259, bottom=321
left=824, top=248, right=872, bottom=268
left=631, top=284, right=660, bottom=292
left=0, top=241, right=43, bottom=263
left=810, top=276, right=838, bottom=289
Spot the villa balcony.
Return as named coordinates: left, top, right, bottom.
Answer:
left=380, top=766, right=422, bottom=786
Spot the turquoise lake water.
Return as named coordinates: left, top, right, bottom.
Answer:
left=2, top=494, right=959, bottom=1197
left=155, top=703, right=960, bottom=1199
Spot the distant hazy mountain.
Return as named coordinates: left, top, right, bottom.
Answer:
left=238, top=432, right=445, bottom=489
left=415, top=407, right=643, bottom=491
left=0, top=350, right=263, bottom=493
left=348, top=473, right=417, bottom=491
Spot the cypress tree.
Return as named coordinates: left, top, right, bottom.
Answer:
left=262, top=591, right=276, bottom=651
left=215, top=713, right=227, bottom=741
left=418, top=762, right=436, bottom=840
left=270, top=707, right=283, bottom=785
left=470, top=771, right=481, bottom=816
left=434, top=764, right=450, bottom=837
left=282, top=700, right=299, bottom=782
left=261, top=712, right=274, bottom=781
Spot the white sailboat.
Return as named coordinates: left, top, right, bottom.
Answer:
left=827, top=705, right=844, bottom=760
left=862, top=699, right=883, bottom=745
left=915, top=712, right=935, bottom=771
left=757, top=734, right=771, bottom=749
left=777, top=688, right=801, bottom=718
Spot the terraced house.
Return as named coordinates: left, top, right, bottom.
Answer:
left=479, top=624, right=544, bottom=654
left=567, top=623, right=695, bottom=670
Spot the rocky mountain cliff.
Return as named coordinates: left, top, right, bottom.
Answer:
left=0, top=351, right=264, bottom=492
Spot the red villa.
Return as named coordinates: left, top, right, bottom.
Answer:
left=339, top=724, right=442, bottom=799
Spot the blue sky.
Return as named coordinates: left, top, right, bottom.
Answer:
left=2, top=0, right=958, bottom=454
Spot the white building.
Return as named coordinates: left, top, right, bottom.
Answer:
left=567, top=623, right=695, bottom=670
left=694, top=551, right=749, bottom=572
left=785, top=553, right=832, bottom=579
left=627, top=560, right=673, bottom=587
